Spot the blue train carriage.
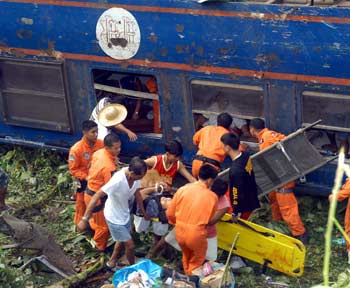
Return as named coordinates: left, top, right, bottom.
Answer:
left=0, top=0, right=349, bottom=195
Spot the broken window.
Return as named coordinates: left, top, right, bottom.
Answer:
left=92, top=69, right=161, bottom=135
left=302, top=91, right=350, bottom=156
left=0, top=59, right=72, bottom=133
left=191, top=80, right=264, bottom=143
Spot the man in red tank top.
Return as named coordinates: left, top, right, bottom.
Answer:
left=133, top=140, right=196, bottom=256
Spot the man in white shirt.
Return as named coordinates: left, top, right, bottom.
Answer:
left=77, top=157, right=158, bottom=268
left=90, top=97, right=138, bottom=141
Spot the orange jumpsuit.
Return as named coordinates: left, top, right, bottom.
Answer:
left=85, top=148, right=117, bottom=251
left=258, top=128, right=306, bottom=236
left=192, top=126, right=229, bottom=178
left=166, top=182, right=218, bottom=275
left=336, top=178, right=350, bottom=250
left=68, top=138, right=104, bottom=225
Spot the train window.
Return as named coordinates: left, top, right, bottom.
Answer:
left=0, top=59, right=72, bottom=132
left=92, top=69, right=161, bottom=135
left=302, top=91, right=350, bottom=132
left=302, top=91, right=350, bottom=157
left=191, top=80, right=264, bottom=142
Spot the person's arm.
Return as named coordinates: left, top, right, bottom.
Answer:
left=144, top=156, right=157, bottom=170
left=330, top=179, right=350, bottom=202
left=135, top=188, right=151, bottom=220
left=132, top=99, right=142, bottom=120
left=193, top=129, right=202, bottom=147
left=114, top=123, right=137, bottom=141
left=77, top=190, right=106, bottom=231
left=68, top=150, right=86, bottom=180
left=208, top=206, right=229, bottom=225
left=178, top=162, right=196, bottom=183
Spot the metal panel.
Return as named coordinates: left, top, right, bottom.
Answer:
left=0, top=59, right=72, bottom=133
left=251, top=130, right=331, bottom=195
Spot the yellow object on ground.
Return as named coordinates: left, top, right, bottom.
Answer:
left=217, top=214, right=306, bottom=277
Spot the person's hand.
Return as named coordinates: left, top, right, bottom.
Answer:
left=77, top=218, right=89, bottom=232
left=328, top=194, right=333, bottom=202
left=160, top=197, right=172, bottom=209
left=231, top=215, right=239, bottom=223
left=127, top=131, right=138, bottom=142
left=156, top=181, right=170, bottom=192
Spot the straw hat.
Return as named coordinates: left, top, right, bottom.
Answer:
left=98, top=104, right=128, bottom=127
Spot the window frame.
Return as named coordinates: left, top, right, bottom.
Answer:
left=190, top=79, right=265, bottom=120
left=301, top=90, right=350, bottom=133
left=0, top=58, right=73, bottom=133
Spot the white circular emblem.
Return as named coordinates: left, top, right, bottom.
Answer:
left=96, top=8, right=141, bottom=60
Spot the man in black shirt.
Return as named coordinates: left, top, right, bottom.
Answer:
left=221, top=133, right=260, bottom=221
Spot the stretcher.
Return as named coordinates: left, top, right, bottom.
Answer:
left=217, top=214, right=306, bottom=277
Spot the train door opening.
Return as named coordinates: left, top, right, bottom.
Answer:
left=190, top=80, right=265, bottom=147
left=92, top=69, right=162, bottom=136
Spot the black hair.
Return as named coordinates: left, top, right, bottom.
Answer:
left=217, top=113, right=233, bottom=129
left=165, top=140, right=183, bottom=157
left=82, top=120, right=97, bottom=131
left=103, top=133, right=120, bottom=147
left=198, top=164, right=218, bottom=181
left=211, top=178, right=228, bottom=197
left=221, top=133, right=240, bottom=150
left=250, top=118, right=265, bottom=130
left=129, top=156, right=147, bottom=176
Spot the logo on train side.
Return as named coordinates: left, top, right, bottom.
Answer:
left=96, top=8, right=141, bottom=60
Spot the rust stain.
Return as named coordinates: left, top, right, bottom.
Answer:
left=160, top=48, right=168, bottom=57
left=16, top=29, right=33, bottom=39
left=175, top=24, right=184, bottom=33
left=229, top=72, right=237, bottom=79
left=196, top=46, right=203, bottom=56
left=148, top=33, right=158, bottom=43
left=219, top=48, right=229, bottom=55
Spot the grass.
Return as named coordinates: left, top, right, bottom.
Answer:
left=0, top=145, right=349, bottom=287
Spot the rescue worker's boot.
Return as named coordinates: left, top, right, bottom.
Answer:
left=297, top=230, right=309, bottom=245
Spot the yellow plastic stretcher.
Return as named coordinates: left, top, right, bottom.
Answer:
left=217, top=214, right=306, bottom=277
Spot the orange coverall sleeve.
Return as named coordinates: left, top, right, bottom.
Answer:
left=338, top=179, right=350, bottom=201
left=193, top=129, right=202, bottom=147
left=102, top=167, right=113, bottom=185
left=68, top=150, right=87, bottom=180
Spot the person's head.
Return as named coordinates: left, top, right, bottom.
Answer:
left=249, top=118, right=265, bottom=138
left=211, top=178, right=228, bottom=197
left=164, top=140, right=183, bottom=164
left=198, top=164, right=218, bottom=187
left=129, top=157, right=147, bottom=180
left=104, top=133, right=121, bottom=156
left=217, top=113, right=233, bottom=129
left=82, top=120, right=98, bottom=143
left=221, top=133, right=240, bottom=155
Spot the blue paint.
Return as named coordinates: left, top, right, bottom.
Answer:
left=0, top=0, right=349, bottom=194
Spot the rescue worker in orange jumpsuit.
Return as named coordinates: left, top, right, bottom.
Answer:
left=329, top=178, right=350, bottom=253
left=249, top=118, right=308, bottom=244
left=166, top=165, right=219, bottom=275
left=192, top=113, right=233, bottom=178
left=68, top=120, right=104, bottom=225
left=135, top=140, right=196, bottom=257
left=85, top=133, right=121, bottom=251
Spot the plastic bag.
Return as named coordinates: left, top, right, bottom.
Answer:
left=112, top=259, right=162, bottom=287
